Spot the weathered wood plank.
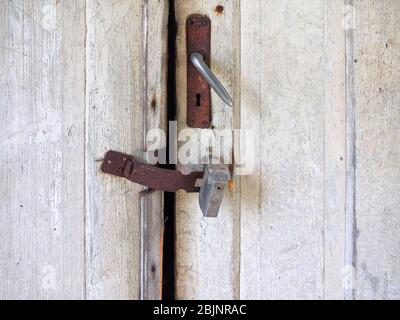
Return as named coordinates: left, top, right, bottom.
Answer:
left=238, top=0, right=351, bottom=299
left=175, top=0, right=352, bottom=300
left=140, top=0, right=169, bottom=299
left=353, top=0, right=400, bottom=299
left=175, top=0, right=240, bottom=299
left=0, top=0, right=167, bottom=300
left=240, top=0, right=326, bottom=299
left=0, top=0, right=86, bottom=299
left=323, top=0, right=347, bottom=300
left=85, top=0, right=167, bottom=300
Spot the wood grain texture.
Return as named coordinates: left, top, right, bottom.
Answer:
left=324, top=0, right=347, bottom=300
left=0, top=0, right=86, bottom=299
left=175, top=0, right=347, bottom=299
left=0, top=0, right=167, bottom=300
left=175, top=0, right=240, bottom=299
left=1, top=0, right=399, bottom=300
left=175, top=0, right=400, bottom=300
left=240, top=0, right=327, bottom=299
left=140, top=0, right=168, bottom=300
left=85, top=0, right=167, bottom=300
left=352, top=0, right=400, bottom=299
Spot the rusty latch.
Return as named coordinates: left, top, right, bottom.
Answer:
left=101, top=151, right=229, bottom=217
left=101, top=151, right=203, bottom=193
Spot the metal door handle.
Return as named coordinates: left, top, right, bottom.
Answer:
left=190, top=52, right=233, bottom=107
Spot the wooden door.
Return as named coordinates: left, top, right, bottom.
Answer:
left=175, top=0, right=400, bottom=300
left=1, top=0, right=399, bottom=300
left=0, top=0, right=167, bottom=299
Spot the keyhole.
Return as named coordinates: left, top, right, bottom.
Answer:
left=196, top=93, right=201, bottom=107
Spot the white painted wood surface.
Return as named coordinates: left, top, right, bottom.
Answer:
left=1, top=0, right=399, bottom=300
left=0, top=0, right=167, bottom=299
left=175, top=0, right=400, bottom=300
left=352, top=0, right=400, bottom=299
left=0, top=0, right=86, bottom=300
left=175, top=0, right=240, bottom=299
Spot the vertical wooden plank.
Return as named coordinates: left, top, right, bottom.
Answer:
left=238, top=0, right=262, bottom=299
left=0, top=0, right=86, bottom=299
left=240, top=0, right=345, bottom=299
left=324, top=0, right=347, bottom=300
left=141, top=0, right=169, bottom=300
left=175, top=0, right=240, bottom=299
left=85, top=0, right=142, bottom=299
left=353, top=0, right=400, bottom=299
left=344, top=0, right=357, bottom=300
left=85, top=0, right=167, bottom=300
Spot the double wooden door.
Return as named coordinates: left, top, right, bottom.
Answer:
left=1, top=0, right=399, bottom=299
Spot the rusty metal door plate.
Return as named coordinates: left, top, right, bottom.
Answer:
left=187, top=14, right=211, bottom=128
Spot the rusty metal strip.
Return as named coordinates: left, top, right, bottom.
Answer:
left=186, top=14, right=211, bottom=128
left=101, top=150, right=203, bottom=193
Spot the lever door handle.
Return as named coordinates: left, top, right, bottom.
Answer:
left=186, top=14, right=233, bottom=128
left=190, top=52, right=233, bottom=107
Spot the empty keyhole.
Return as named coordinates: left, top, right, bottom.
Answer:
left=196, top=93, right=201, bottom=106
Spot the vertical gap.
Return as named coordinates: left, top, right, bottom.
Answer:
left=162, top=0, right=177, bottom=300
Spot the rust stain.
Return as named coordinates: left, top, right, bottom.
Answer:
left=215, top=5, right=224, bottom=15
left=227, top=180, right=235, bottom=192
left=151, top=96, right=157, bottom=111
